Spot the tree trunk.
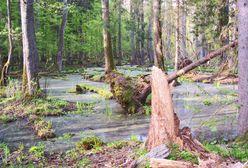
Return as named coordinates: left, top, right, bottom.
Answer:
left=20, top=0, right=39, bottom=96
left=146, top=67, right=208, bottom=157
left=153, top=0, right=165, bottom=71
left=117, top=0, right=122, bottom=65
left=57, top=0, right=69, bottom=72
left=140, top=0, right=145, bottom=65
left=175, top=0, right=180, bottom=71
left=147, top=14, right=154, bottom=64
left=0, top=0, right=13, bottom=86
left=102, top=0, right=115, bottom=73
left=180, top=0, right=187, bottom=58
left=238, top=0, right=248, bottom=136
left=130, top=1, right=136, bottom=65
left=146, top=67, right=182, bottom=150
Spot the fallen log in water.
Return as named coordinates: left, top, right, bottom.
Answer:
left=138, top=41, right=238, bottom=105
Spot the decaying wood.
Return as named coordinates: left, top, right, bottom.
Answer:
left=139, top=41, right=238, bottom=103
left=150, top=158, right=197, bottom=168
left=146, top=67, right=209, bottom=158
left=145, top=67, right=182, bottom=150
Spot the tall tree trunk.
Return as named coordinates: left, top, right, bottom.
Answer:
left=140, top=0, right=145, bottom=65
left=175, top=0, right=180, bottom=71
left=180, top=0, right=187, bottom=58
left=130, top=1, right=136, bottom=65
left=102, top=0, right=115, bottom=73
left=153, top=0, right=165, bottom=71
left=1, top=0, right=13, bottom=86
left=238, top=0, right=248, bottom=136
left=57, top=0, right=69, bottom=72
left=20, top=0, right=39, bottom=96
left=117, top=0, right=122, bottom=65
left=147, top=17, right=154, bottom=64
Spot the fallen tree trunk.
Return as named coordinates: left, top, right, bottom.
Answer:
left=150, top=158, right=197, bottom=168
left=138, top=41, right=238, bottom=103
left=107, top=41, right=237, bottom=114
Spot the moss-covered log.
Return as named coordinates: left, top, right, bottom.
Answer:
left=105, top=72, right=150, bottom=114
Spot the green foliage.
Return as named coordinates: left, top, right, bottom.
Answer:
left=29, top=144, right=45, bottom=159
left=5, top=79, right=22, bottom=99
left=77, top=158, right=91, bottom=167
left=144, top=105, right=151, bottom=116
left=168, top=144, right=199, bottom=165
left=0, top=114, right=13, bottom=123
left=134, top=148, right=148, bottom=159
left=0, top=143, right=10, bottom=163
left=78, top=84, right=113, bottom=99
left=26, top=97, right=69, bottom=116
left=107, top=140, right=128, bottom=149
left=76, top=136, right=104, bottom=152
left=62, top=132, right=74, bottom=140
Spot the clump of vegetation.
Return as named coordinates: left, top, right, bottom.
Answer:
left=26, top=97, right=70, bottom=116
left=204, top=133, right=248, bottom=162
left=32, top=118, right=55, bottom=140
left=75, top=102, right=95, bottom=115
left=0, top=143, right=11, bottom=164
left=62, top=132, right=74, bottom=140
left=143, top=105, right=151, bottom=115
left=107, top=140, right=128, bottom=149
left=76, top=136, right=104, bottom=152
left=29, top=144, right=45, bottom=159
left=77, top=158, right=92, bottom=167
left=75, top=84, right=113, bottom=99
left=0, top=114, right=14, bottom=123
left=167, top=144, right=199, bottom=165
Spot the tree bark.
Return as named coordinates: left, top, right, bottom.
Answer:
left=146, top=67, right=182, bottom=150
left=146, top=67, right=208, bottom=157
left=238, top=0, right=248, bottom=136
left=1, top=0, right=13, bottom=86
left=57, top=0, right=69, bottom=72
left=153, top=0, right=165, bottom=71
left=102, top=0, right=115, bottom=73
left=21, top=0, right=39, bottom=96
left=117, top=0, right=122, bottom=65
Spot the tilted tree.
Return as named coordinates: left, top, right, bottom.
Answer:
left=21, top=0, right=39, bottom=96
left=0, top=0, right=13, bottom=86
left=153, top=0, right=165, bottom=71
left=102, top=0, right=115, bottom=73
left=238, top=0, right=248, bottom=136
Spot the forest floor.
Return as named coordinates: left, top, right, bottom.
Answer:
left=0, top=65, right=247, bottom=167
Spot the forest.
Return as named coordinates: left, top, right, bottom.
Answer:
left=0, top=0, right=247, bottom=167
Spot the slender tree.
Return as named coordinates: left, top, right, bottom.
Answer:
left=57, top=0, right=69, bottom=72
left=21, top=0, right=39, bottom=96
left=117, top=0, right=122, bottom=65
left=153, top=0, right=165, bottom=71
left=0, top=0, right=13, bottom=86
left=238, top=0, right=248, bottom=135
left=102, top=0, right=115, bottom=73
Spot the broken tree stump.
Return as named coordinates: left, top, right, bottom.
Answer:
left=146, top=66, right=209, bottom=158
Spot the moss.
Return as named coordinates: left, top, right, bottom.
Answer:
left=76, top=136, right=104, bottom=152
left=0, top=114, right=14, bottom=123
